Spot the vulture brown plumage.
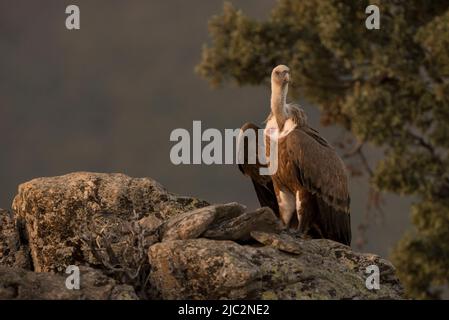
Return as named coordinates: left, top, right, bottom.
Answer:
left=238, top=65, right=351, bottom=246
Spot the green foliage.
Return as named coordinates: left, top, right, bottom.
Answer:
left=197, top=0, right=449, bottom=298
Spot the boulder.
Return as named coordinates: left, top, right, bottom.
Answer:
left=0, top=209, right=31, bottom=269
left=11, top=172, right=209, bottom=288
left=161, top=204, right=283, bottom=242
left=161, top=203, right=246, bottom=241
left=0, top=265, right=137, bottom=300
left=148, top=237, right=404, bottom=300
left=203, top=207, right=283, bottom=241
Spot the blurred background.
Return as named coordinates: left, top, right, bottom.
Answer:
left=0, top=0, right=410, bottom=257
left=3, top=0, right=447, bottom=298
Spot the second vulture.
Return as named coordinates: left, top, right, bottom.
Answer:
left=238, top=65, right=351, bottom=246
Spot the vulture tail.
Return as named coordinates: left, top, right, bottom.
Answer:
left=301, top=197, right=351, bottom=246
left=251, top=179, right=279, bottom=216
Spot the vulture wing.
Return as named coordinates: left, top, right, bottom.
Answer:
left=284, top=127, right=351, bottom=245
left=237, top=123, right=279, bottom=215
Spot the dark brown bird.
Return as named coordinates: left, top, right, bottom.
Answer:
left=238, top=65, right=351, bottom=246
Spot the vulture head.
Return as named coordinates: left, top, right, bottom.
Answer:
left=271, top=65, right=290, bottom=87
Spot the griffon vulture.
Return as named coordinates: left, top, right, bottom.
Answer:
left=238, top=65, right=351, bottom=246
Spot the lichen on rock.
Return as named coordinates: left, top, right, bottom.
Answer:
left=147, top=237, right=403, bottom=300
left=10, top=172, right=209, bottom=294
left=0, top=265, right=137, bottom=300
left=0, top=209, right=31, bottom=269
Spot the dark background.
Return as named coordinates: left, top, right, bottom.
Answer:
left=0, top=0, right=411, bottom=256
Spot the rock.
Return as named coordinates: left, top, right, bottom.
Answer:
left=11, top=172, right=208, bottom=287
left=138, top=215, right=164, bottom=231
left=161, top=206, right=216, bottom=241
left=0, top=209, right=31, bottom=269
left=203, top=207, right=283, bottom=241
left=148, top=238, right=404, bottom=300
left=250, top=231, right=303, bottom=255
left=161, top=203, right=246, bottom=241
left=0, top=265, right=138, bottom=300
left=76, top=266, right=138, bottom=300
left=205, top=202, right=248, bottom=225
left=161, top=204, right=281, bottom=243
left=6, top=172, right=404, bottom=300
left=138, top=215, right=164, bottom=247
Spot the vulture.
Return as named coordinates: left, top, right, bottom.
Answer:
left=238, top=65, right=351, bottom=246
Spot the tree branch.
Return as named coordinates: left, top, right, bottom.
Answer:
left=343, top=141, right=374, bottom=177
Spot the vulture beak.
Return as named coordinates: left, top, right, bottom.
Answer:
left=283, top=72, right=290, bottom=84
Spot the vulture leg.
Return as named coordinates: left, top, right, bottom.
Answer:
left=273, top=183, right=296, bottom=227
left=237, top=122, right=279, bottom=216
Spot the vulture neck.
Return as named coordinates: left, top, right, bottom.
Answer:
left=271, top=82, right=288, bottom=130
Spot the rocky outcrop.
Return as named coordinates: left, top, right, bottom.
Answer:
left=0, top=265, right=137, bottom=300
left=148, top=235, right=403, bottom=299
left=0, top=172, right=404, bottom=300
